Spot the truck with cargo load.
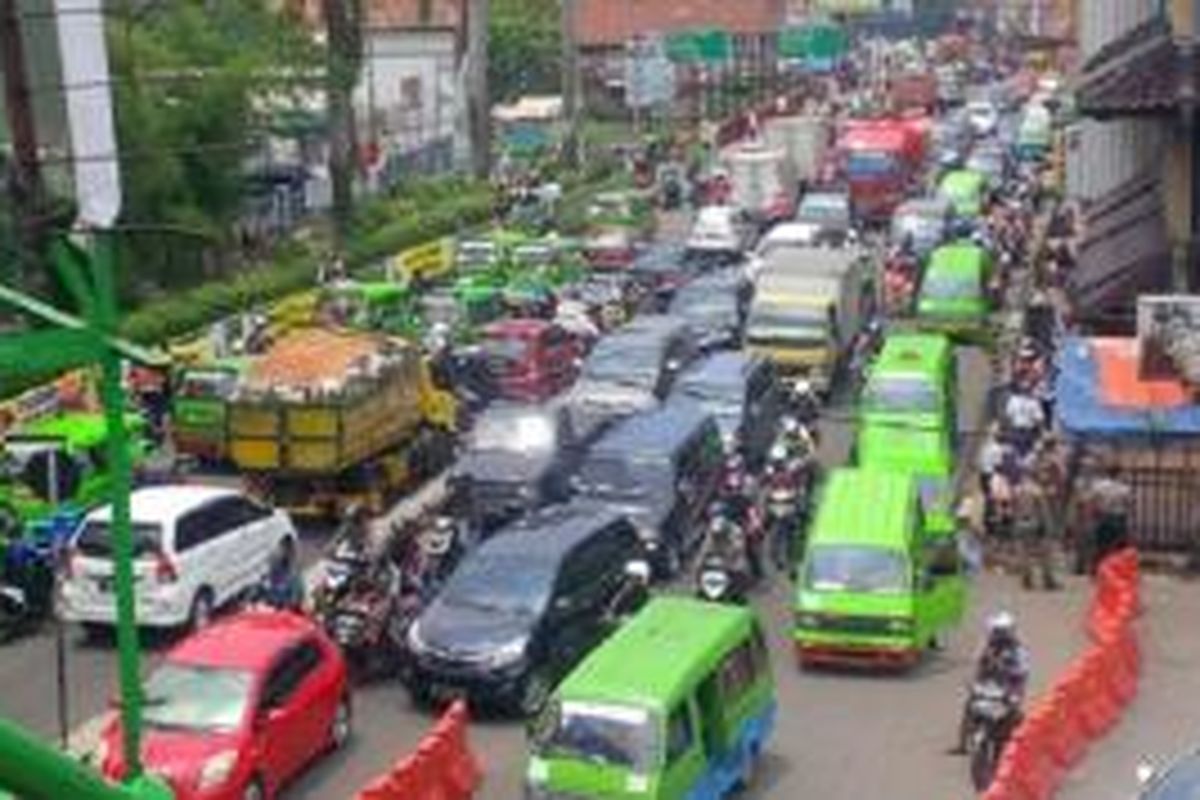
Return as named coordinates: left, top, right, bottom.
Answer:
left=721, top=142, right=797, bottom=226
left=763, top=115, right=834, bottom=195
left=745, top=247, right=872, bottom=389
left=837, top=117, right=929, bottom=222
left=226, top=327, right=456, bottom=518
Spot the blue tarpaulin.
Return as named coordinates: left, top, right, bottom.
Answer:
left=1055, top=337, right=1200, bottom=439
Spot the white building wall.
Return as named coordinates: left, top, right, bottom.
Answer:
left=356, top=28, right=462, bottom=166
left=1080, top=0, right=1159, bottom=61
left=1067, top=117, right=1164, bottom=202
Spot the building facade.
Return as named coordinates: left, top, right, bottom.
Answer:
left=1068, top=0, right=1199, bottom=332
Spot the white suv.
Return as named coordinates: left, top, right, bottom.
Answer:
left=60, top=485, right=297, bottom=632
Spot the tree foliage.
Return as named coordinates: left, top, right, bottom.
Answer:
left=488, top=0, right=562, bottom=101
left=108, top=0, right=318, bottom=293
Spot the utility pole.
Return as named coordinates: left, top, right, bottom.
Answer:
left=323, top=0, right=363, bottom=253
left=560, top=0, right=581, bottom=168
left=0, top=0, right=46, bottom=282
left=465, top=0, right=491, bottom=178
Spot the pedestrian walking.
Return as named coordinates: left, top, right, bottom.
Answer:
left=1078, top=460, right=1133, bottom=573
left=1011, top=475, right=1060, bottom=591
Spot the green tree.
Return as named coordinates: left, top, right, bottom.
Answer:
left=108, top=0, right=318, bottom=295
left=488, top=0, right=561, bottom=101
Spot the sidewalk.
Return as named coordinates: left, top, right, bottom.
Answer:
left=1059, top=573, right=1200, bottom=800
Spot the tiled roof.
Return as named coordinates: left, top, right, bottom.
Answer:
left=573, top=0, right=784, bottom=47
left=294, top=0, right=462, bottom=30
left=1077, top=17, right=1186, bottom=115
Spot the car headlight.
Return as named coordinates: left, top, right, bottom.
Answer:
left=197, top=750, right=238, bottom=791
left=486, top=637, right=528, bottom=668
left=886, top=617, right=914, bottom=635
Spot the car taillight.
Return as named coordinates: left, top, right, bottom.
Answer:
left=154, top=552, right=178, bottom=583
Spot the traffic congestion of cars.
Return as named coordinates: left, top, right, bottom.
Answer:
left=0, top=27, right=1084, bottom=800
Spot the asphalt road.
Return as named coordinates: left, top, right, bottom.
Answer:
left=0, top=341, right=1097, bottom=800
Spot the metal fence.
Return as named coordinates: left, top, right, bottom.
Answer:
left=1072, top=439, right=1200, bottom=554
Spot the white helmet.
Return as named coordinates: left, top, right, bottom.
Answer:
left=987, top=611, right=1017, bottom=637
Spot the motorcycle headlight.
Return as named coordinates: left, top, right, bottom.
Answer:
left=197, top=750, right=238, bottom=792
left=486, top=637, right=529, bottom=668
left=700, top=570, right=729, bottom=599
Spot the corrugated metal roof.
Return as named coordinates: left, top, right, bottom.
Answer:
left=573, top=0, right=784, bottom=47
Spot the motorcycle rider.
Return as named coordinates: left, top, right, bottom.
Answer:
left=764, top=442, right=806, bottom=571
left=951, top=612, right=1030, bottom=754
left=788, top=379, right=822, bottom=428
left=257, top=545, right=305, bottom=612
left=604, top=559, right=652, bottom=623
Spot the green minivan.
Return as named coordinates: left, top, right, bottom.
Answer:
left=860, top=332, right=957, bottom=438
left=916, top=242, right=991, bottom=339
left=854, top=423, right=956, bottom=538
left=794, top=469, right=966, bottom=669
left=526, top=596, right=776, bottom=799
left=937, top=169, right=988, bottom=218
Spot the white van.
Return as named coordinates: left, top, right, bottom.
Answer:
left=60, top=485, right=297, bottom=632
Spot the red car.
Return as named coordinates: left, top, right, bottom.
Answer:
left=98, top=611, right=350, bottom=800
left=481, top=319, right=583, bottom=402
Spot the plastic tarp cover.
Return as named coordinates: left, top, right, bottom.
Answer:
left=1056, top=337, right=1200, bottom=439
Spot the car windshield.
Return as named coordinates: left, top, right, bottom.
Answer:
left=747, top=304, right=828, bottom=331
left=923, top=270, right=978, bottom=300
left=583, top=340, right=660, bottom=384
left=481, top=336, right=528, bottom=366
left=143, top=664, right=253, bottom=732
left=672, top=288, right=737, bottom=318
left=806, top=545, right=910, bottom=594
left=846, top=151, right=898, bottom=178
left=865, top=374, right=940, bottom=415
left=893, top=215, right=942, bottom=244
left=178, top=370, right=237, bottom=400
left=75, top=520, right=164, bottom=559
left=533, top=701, right=658, bottom=774
left=440, top=552, right=555, bottom=617
left=472, top=412, right=557, bottom=453
left=798, top=197, right=847, bottom=220
left=577, top=454, right=669, bottom=499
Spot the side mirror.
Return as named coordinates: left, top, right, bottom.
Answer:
left=255, top=705, right=284, bottom=730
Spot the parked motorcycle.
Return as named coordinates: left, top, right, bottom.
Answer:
left=320, top=560, right=416, bottom=681
left=964, top=680, right=1022, bottom=791
left=0, top=543, right=55, bottom=643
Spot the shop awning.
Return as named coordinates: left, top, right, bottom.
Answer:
left=1076, top=16, right=1186, bottom=116
left=1067, top=174, right=1172, bottom=330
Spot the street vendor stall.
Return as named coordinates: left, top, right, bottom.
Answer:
left=1056, top=336, right=1200, bottom=559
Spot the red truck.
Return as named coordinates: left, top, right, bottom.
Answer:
left=837, top=117, right=928, bottom=222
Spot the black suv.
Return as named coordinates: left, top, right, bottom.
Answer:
left=451, top=403, right=579, bottom=531
left=405, top=500, right=641, bottom=716
left=573, top=401, right=723, bottom=576
left=672, top=351, right=784, bottom=469
left=566, top=315, right=698, bottom=439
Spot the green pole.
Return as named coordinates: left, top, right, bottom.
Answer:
left=0, top=717, right=171, bottom=800
left=90, top=232, right=145, bottom=779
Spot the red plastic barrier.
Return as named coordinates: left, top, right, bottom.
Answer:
left=354, top=700, right=481, bottom=800
left=979, top=548, right=1143, bottom=799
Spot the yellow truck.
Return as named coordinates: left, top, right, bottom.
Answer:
left=745, top=247, right=871, bottom=390
left=226, top=327, right=456, bottom=518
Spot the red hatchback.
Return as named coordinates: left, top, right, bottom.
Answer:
left=99, top=611, right=350, bottom=800
left=481, top=319, right=583, bottom=402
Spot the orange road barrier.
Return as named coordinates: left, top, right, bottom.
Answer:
left=981, top=548, right=1141, bottom=799
left=354, top=700, right=481, bottom=800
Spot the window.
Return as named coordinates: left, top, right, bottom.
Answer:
left=262, top=640, right=323, bottom=709
left=665, top=703, right=695, bottom=764
left=717, top=641, right=760, bottom=703
left=174, top=510, right=218, bottom=553
left=228, top=496, right=272, bottom=527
